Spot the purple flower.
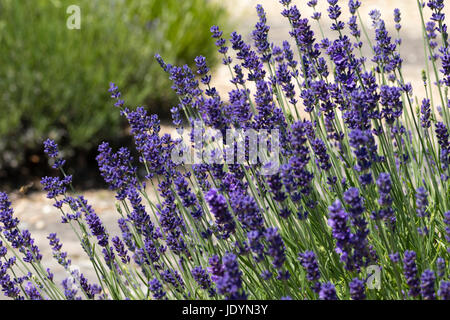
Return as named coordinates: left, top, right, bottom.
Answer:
left=0, top=193, right=42, bottom=263
left=260, top=270, right=272, bottom=280
left=253, top=79, right=286, bottom=130
left=286, top=6, right=319, bottom=60
left=286, top=121, right=314, bottom=197
left=47, top=233, right=71, bottom=268
left=328, top=200, right=352, bottom=267
left=210, top=25, right=229, bottom=56
left=319, top=282, right=338, bottom=300
left=312, top=11, right=322, bottom=20
left=348, top=16, right=361, bottom=44
left=196, top=95, right=230, bottom=129
left=280, top=0, right=291, bottom=6
left=161, top=269, right=184, bottom=292
left=126, top=186, right=155, bottom=239
left=403, top=250, right=420, bottom=297
left=266, top=171, right=287, bottom=203
left=230, top=191, right=264, bottom=231
left=0, top=192, right=19, bottom=231
left=428, top=0, right=445, bottom=11
left=348, top=129, right=378, bottom=185
left=156, top=177, right=187, bottom=256
left=230, top=31, right=266, bottom=82
left=230, top=65, right=245, bottom=86
left=282, top=41, right=298, bottom=71
left=77, top=272, right=101, bottom=299
left=149, top=278, right=166, bottom=300
left=124, top=108, right=173, bottom=178
left=375, top=173, right=395, bottom=226
left=117, top=218, right=136, bottom=252
left=191, top=266, right=216, bottom=297
left=343, top=187, right=373, bottom=269
left=415, top=187, right=429, bottom=218
left=205, top=188, right=236, bottom=237
left=0, top=254, right=23, bottom=299
left=194, top=55, right=211, bottom=86
left=298, top=250, right=321, bottom=292
left=311, top=138, right=332, bottom=171
left=228, top=88, right=252, bottom=125
left=96, top=142, right=138, bottom=200
left=112, top=236, right=130, bottom=264
left=421, top=99, right=431, bottom=129
left=349, top=278, right=366, bottom=300
left=214, top=253, right=247, bottom=300
left=155, top=53, right=171, bottom=72
left=444, top=211, right=450, bottom=250
left=435, top=122, right=450, bottom=170
left=140, top=236, right=160, bottom=266
left=436, top=257, right=446, bottom=278
left=108, top=82, right=124, bottom=108
left=19, top=230, right=43, bottom=263
left=192, top=164, right=211, bottom=192
left=247, top=230, right=265, bottom=261
left=208, top=255, right=224, bottom=282
left=252, top=5, right=271, bottom=62
left=420, top=269, right=436, bottom=300
left=272, top=45, right=284, bottom=62
left=264, top=228, right=286, bottom=270
left=24, top=282, right=43, bottom=300
left=380, top=86, right=403, bottom=124
left=426, top=21, right=439, bottom=51
left=428, top=0, right=446, bottom=24
left=389, top=252, right=400, bottom=264
left=371, top=16, right=402, bottom=74
left=43, top=139, right=66, bottom=169
left=438, top=281, right=450, bottom=300
left=348, top=0, right=361, bottom=15
left=439, top=46, right=450, bottom=85
left=54, top=196, right=81, bottom=223
left=276, top=62, right=297, bottom=105
left=79, top=197, right=109, bottom=248
left=40, top=175, right=72, bottom=199
left=62, top=277, right=79, bottom=300
left=43, top=139, right=58, bottom=158
left=174, top=173, right=203, bottom=220
left=327, top=0, right=344, bottom=31
left=166, top=63, right=201, bottom=104
left=394, top=8, right=401, bottom=31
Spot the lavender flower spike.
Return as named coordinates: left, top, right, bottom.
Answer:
left=403, top=250, right=420, bottom=297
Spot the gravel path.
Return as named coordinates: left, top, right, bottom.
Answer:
left=5, top=0, right=449, bottom=298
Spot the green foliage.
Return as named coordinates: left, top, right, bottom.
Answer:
left=0, top=0, right=226, bottom=170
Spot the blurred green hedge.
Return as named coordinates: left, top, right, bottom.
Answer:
left=0, top=0, right=226, bottom=171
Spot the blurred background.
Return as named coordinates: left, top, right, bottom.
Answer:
left=0, top=0, right=228, bottom=190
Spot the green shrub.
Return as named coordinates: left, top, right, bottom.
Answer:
left=0, top=0, right=226, bottom=171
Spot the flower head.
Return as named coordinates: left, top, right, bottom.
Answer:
left=403, top=250, right=420, bottom=297
left=214, top=253, right=247, bottom=300
left=420, top=269, right=436, bottom=300
left=349, top=278, right=366, bottom=300
left=205, top=188, right=236, bottom=237
left=319, top=282, right=338, bottom=300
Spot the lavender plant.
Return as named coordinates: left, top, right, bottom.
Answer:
left=0, top=0, right=450, bottom=300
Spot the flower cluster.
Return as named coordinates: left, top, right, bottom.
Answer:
left=0, top=0, right=449, bottom=301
